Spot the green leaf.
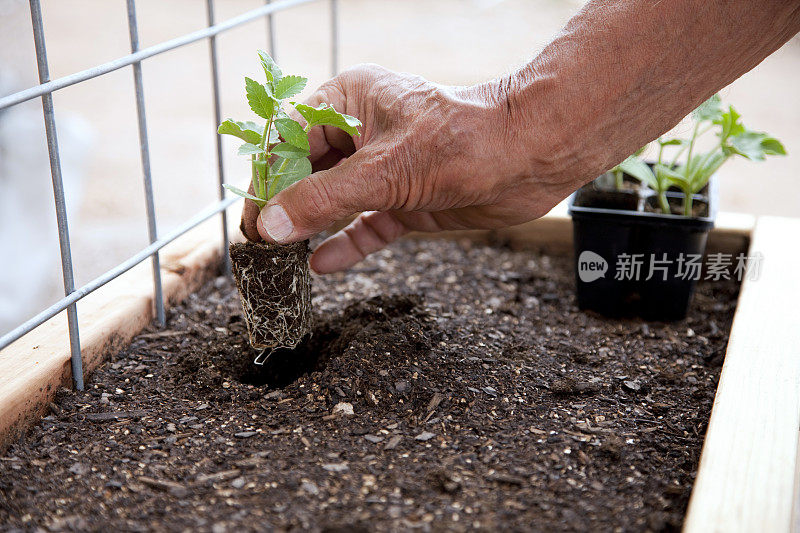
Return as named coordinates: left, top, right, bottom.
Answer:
left=687, top=151, right=726, bottom=193
left=223, top=184, right=266, bottom=207
left=715, top=105, right=745, bottom=141
left=684, top=150, right=703, bottom=177
left=218, top=119, right=262, bottom=144
left=729, top=131, right=787, bottom=161
left=654, top=163, right=687, bottom=192
left=659, top=169, right=692, bottom=195
left=658, top=138, right=685, bottom=147
left=654, top=163, right=684, bottom=180
left=293, top=103, right=362, bottom=136
left=728, top=132, right=766, bottom=161
left=269, top=157, right=312, bottom=198
left=275, top=117, right=310, bottom=151
left=238, top=142, right=265, bottom=156
left=618, top=156, right=657, bottom=189
left=270, top=142, right=310, bottom=159
left=693, top=94, right=723, bottom=122
left=257, top=50, right=282, bottom=85
left=245, top=77, right=275, bottom=119
left=761, top=136, right=787, bottom=156
left=274, top=75, right=307, bottom=100
left=268, top=128, right=281, bottom=144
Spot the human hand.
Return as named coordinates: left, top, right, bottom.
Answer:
left=240, top=64, right=579, bottom=273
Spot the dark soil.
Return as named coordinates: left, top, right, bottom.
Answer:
left=0, top=238, right=740, bottom=532
left=229, top=240, right=312, bottom=350
left=643, top=196, right=709, bottom=218
left=585, top=172, right=712, bottom=218
left=573, top=187, right=639, bottom=211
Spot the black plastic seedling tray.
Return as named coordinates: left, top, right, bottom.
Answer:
left=568, top=178, right=717, bottom=321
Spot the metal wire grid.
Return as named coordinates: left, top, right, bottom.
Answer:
left=0, top=0, right=339, bottom=390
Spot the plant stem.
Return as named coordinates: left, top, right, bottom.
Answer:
left=684, top=193, right=693, bottom=217
left=659, top=191, right=671, bottom=214
left=684, top=121, right=700, bottom=178
left=260, top=117, right=273, bottom=151
left=667, top=123, right=713, bottom=169
left=614, top=169, right=623, bottom=190
left=258, top=155, right=267, bottom=198
left=667, top=149, right=685, bottom=170
left=260, top=115, right=275, bottom=200
left=251, top=155, right=260, bottom=198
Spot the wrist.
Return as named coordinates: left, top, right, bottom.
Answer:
left=513, top=67, right=612, bottom=188
left=470, top=68, right=606, bottom=201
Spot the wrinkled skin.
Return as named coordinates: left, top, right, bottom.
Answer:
left=243, top=65, right=571, bottom=273
left=242, top=0, right=800, bottom=274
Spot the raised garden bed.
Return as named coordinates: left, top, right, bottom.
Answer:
left=0, top=235, right=741, bottom=531
left=0, top=210, right=800, bottom=532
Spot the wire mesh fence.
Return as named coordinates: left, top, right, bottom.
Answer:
left=0, top=0, right=339, bottom=390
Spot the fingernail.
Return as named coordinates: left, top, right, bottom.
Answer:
left=260, top=204, right=294, bottom=242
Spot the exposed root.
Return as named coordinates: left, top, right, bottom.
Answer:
left=253, top=348, right=272, bottom=366
left=229, top=241, right=312, bottom=350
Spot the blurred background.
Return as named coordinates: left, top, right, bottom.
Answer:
left=1, top=0, right=799, bottom=335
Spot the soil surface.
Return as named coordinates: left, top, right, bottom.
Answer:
left=644, top=197, right=709, bottom=218
left=580, top=176, right=710, bottom=218
left=0, top=238, right=740, bottom=532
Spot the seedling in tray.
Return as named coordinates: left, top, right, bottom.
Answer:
left=610, top=94, right=785, bottom=215
left=218, top=50, right=361, bottom=355
left=570, top=95, right=787, bottom=320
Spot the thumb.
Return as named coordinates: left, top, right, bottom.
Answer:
left=256, top=150, right=392, bottom=243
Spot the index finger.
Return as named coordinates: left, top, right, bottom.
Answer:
left=292, top=79, right=358, bottom=166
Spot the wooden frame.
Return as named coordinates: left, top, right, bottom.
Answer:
left=683, top=216, right=800, bottom=533
left=2, top=203, right=797, bottom=532
left=0, top=217, right=238, bottom=450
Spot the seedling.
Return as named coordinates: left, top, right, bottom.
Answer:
left=218, top=50, right=361, bottom=208
left=219, top=51, right=362, bottom=353
left=610, top=94, right=786, bottom=216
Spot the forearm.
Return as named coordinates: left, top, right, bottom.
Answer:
left=501, top=0, right=800, bottom=192
left=255, top=1, right=798, bottom=269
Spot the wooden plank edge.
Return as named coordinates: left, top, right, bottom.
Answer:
left=0, top=215, right=242, bottom=452
left=684, top=216, right=800, bottom=533
left=792, top=430, right=800, bottom=532
left=402, top=209, right=752, bottom=256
